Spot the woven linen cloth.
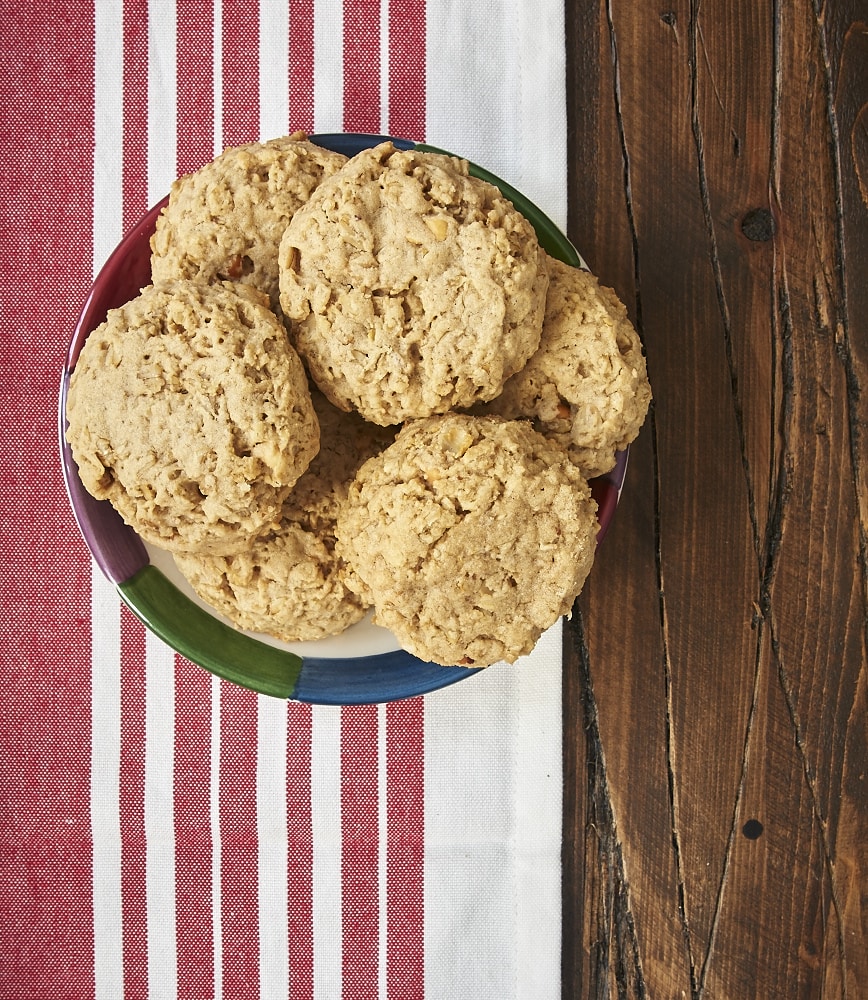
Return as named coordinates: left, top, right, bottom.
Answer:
left=1, top=2, right=570, bottom=997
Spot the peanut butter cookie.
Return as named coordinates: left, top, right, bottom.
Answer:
left=174, top=392, right=394, bottom=642
left=484, top=256, right=651, bottom=477
left=278, top=142, right=549, bottom=425
left=150, top=133, right=347, bottom=311
left=66, top=279, right=319, bottom=555
left=335, top=413, right=598, bottom=666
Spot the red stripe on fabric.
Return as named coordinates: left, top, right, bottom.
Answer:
left=341, top=706, right=380, bottom=998
left=287, top=702, right=314, bottom=1000
left=176, top=0, right=216, bottom=175
left=288, top=0, right=315, bottom=132
left=211, top=10, right=263, bottom=997
left=220, top=686, right=260, bottom=998
left=118, top=6, right=152, bottom=984
left=388, top=0, right=426, bottom=140
left=382, top=10, right=427, bottom=992
left=174, top=660, right=215, bottom=1000
left=343, top=0, right=381, bottom=133
left=222, top=0, right=260, bottom=146
left=387, top=699, right=425, bottom=999
left=118, top=607, right=148, bottom=1000
left=123, top=0, right=150, bottom=231
left=172, top=18, right=219, bottom=996
left=0, top=5, right=96, bottom=996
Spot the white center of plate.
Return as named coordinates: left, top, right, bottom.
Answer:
left=145, top=542, right=403, bottom=659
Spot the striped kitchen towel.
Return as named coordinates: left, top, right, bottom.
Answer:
left=1, top=1, right=569, bottom=997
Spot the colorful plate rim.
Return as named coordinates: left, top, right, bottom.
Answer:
left=59, top=131, right=628, bottom=704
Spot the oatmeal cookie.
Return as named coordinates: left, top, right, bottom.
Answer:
left=278, top=141, right=548, bottom=424
left=65, top=279, right=319, bottom=555
left=484, top=256, right=651, bottom=478
left=335, top=413, right=598, bottom=666
left=174, top=391, right=394, bottom=642
left=150, top=132, right=347, bottom=311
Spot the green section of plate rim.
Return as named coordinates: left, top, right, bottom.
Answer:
left=118, top=565, right=303, bottom=698
left=414, top=143, right=581, bottom=265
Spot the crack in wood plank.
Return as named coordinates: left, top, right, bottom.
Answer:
left=572, top=10, right=666, bottom=990
left=568, top=608, right=649, bottom=999
left=771, top=0, right=864, bottom=990
left=685, top=2, right=773, bottom=992
left=587, top=3, right=666, bottom=994
left=658, top=482, right=700, bottom=998
left=759, top=1, right=858, bottom=989
left=687, top=0, right=763, bottom=563
left=768, top=607, right=852, bottom=998
left=695, top=19, right=742, bottom=156
left=763, top=244, right=852, bottom=991
left=605, top=0, right=643, bottom=334
left=819, top=11, right=868, bottom=623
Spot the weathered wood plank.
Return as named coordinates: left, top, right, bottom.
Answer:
left=563, top=1, right=867, bottom=997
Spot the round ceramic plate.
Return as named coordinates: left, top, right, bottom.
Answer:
left=59, top=133, right=628, bottom=704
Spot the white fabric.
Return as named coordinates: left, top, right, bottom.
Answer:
left=86, top=1, right=568, bottom=995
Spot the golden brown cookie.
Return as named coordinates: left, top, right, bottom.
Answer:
left=335, top=413, right=598, bottom=666
left=483, top=256, right=651, bottom=478
left=150, top=133, right=347, bottom=311
left=66, top=279, right=319, bottom=555
left=278, top=141, right=549, bottom=424
left=174, top=392, right=394, bottom=642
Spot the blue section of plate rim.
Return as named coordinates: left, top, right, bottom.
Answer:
left=292, top=649, right=479, bottom=705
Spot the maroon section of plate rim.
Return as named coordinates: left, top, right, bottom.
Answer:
left=592, top=448, right=627, bottom=544
left=60, top=184, right=627, bottom=587
left=59, top=198, right=167, bottom=585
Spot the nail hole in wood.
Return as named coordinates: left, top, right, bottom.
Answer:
left=742, top=818, right=764, bottom=839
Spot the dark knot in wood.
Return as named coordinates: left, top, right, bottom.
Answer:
left=740, top=208, right=776, bottom=241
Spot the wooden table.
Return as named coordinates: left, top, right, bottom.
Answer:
left=561, top=2, right=867, bottom=996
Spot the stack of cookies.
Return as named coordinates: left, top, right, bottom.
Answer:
left=66, top=134, right=651, bottom=667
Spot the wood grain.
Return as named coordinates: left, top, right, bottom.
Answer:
left=563, top=1, right=867, bottom=997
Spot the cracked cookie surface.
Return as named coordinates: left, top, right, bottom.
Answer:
left=335, top=413, right=598, bottom=666
left=278, top=141, right=548, bottom=425
left=483, top=256, right=651, bottom=477
left=65, top=279, right=319, bottom=555
left=174, top=392, right=394, bottom=642
left=150, top=133, right=347, bottom=312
